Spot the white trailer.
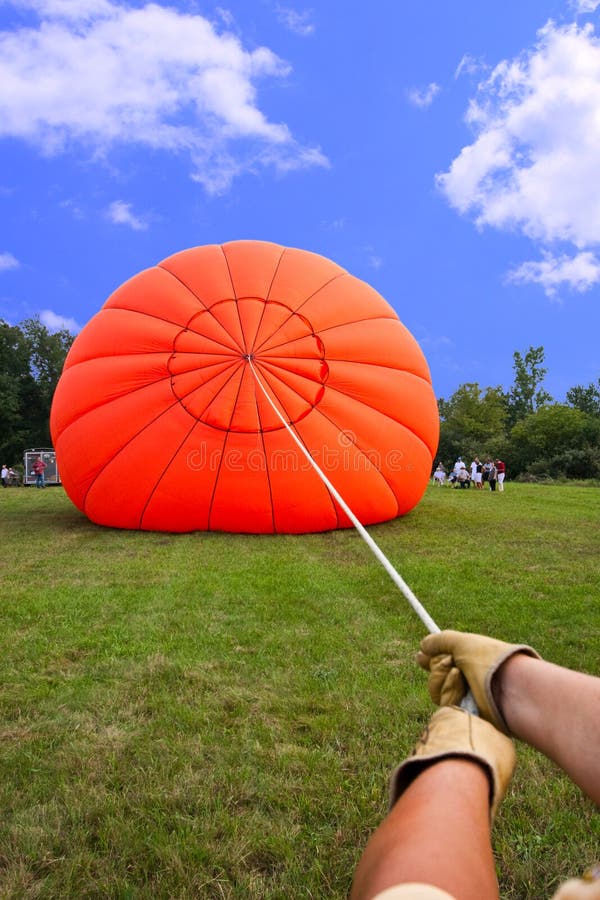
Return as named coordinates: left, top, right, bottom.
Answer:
left=23, top=448, right=60, bottom=486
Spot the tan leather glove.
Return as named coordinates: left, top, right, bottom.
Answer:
left=552, top=865, right=600, bottom=899
left=417, top=630, right=541, bottom=734
left=389, top=706, right=516, bottom=822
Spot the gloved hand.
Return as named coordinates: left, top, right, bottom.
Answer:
left=552, top=865, right=600, bottom=899
left=417, top=630, right=541, bottom=734
left=389, top=706, right=516, bottom=822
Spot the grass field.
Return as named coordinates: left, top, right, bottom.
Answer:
left=0, top=482, right=598, bottom=898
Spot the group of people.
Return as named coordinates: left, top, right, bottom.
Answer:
left=1, top=464, right=18, bottom=487
left=433, top=457, right=506, bottom=492
left=1, top=457, right=47, bottom=488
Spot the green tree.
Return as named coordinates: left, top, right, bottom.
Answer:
left=507, top=345, right=553, bottom=426
left=0, top=317, right=74, bottom=463
left=0, top=321, right=36, bottom=461
left=20, top=317, right=74, bottom=447
left=566, top=379, right=600, bottom=417
left=437, top=382, right=508, bottom=466
left=508, top=404, right=600, bottom=476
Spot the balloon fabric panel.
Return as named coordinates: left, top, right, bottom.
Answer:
left=65, top=309, right=181, bottom=366
left=325, top=361, right=439, bottom=456
left=54, top=380, right=187, bottom=512
left=259, top=427, right=339, bottom=533
left=291, top=411, right=400, bottom=528
left=83, top=408, right=200, bottom=529
left=158, top=245, right=236, bottom=309
left=51, top=240, right=439, bottom=534
left=221, top=241, right=285, bottom=301
left=284, top=274, right=397, bottom=336
left=314, top=389, right=434, bottom=516
left=267, top=246, right=346, bottom=311
left=50, top=354, right=171, bottom=437
left=103, top=266, right=211, bottom=328
left=319, top=319, right=432, bottom=378
left=139, top=422, right=228, bottom=532
left=207, top=431, right=275, bottom=533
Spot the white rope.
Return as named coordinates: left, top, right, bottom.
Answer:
left=248, top=359, right=480, bottom=716
left=248, top=359, right=440, bottom=634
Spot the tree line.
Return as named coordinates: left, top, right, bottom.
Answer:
left=0, top=318, right=74, bottom=467
left=438, top=346, right=600, bottom=480
left=1, top=319, right=598, bottom=481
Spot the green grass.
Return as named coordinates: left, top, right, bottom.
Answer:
left=0, top=483, right=598, bottom=898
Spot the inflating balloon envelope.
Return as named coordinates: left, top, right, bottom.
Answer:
left=50, top=240, right=439, bottom=533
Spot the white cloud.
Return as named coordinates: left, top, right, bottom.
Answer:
left=438, top=22, right=600, bottom=249
left=454, top=54, right=485, bottom=80
left=407, top=82, right=440, bottom=108
left=5, top=0, right=114, bottom=19
left=0, top=0, right=327, bottom=192
left=214, top=8, right=235, bottom=30
left=106, top=200, right=148, bottom=231
left=572, top=0, right=600, bottom=13
left=0, top=251, right=19, bottom=271
left=359, top=245, right=383, bottom=269
left=39, top=308, right=81, bottom=332
left=275, top=6, right=315, bottom=36
left=418, top=334, right=454, bottom=351
left=59, top=198, right=84, bottom=219
left=321, top=217, right=346, bottom=231
left=507, top=251, right=600, bottom=297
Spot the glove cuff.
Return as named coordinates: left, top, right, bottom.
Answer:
left=485, top=645, right=542, bottom=735
left=389, top=707, right=516, bottom=822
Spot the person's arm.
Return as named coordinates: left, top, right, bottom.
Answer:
left=418, top=631, right=600, bottom=805
left=495, top=653, right=600, bottom=804
left=351, top=706, right=515, bottom=900
left=351, top=758, right=497, bottom=900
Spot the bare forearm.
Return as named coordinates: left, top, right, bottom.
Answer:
left=495, top=654, right=600, bottom=805
left=351, top=759, right=498, bottom=900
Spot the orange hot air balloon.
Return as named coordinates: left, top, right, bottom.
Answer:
left=50, top=240, right=439, bottom=534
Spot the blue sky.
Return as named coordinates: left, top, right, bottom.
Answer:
left=1, top=0, right=600, bottom=402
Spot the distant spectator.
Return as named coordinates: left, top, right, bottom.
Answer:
left=32, top=456, right=47, bottom=489
left=482, top=459, right=493, bottom=484
left=1, top=464, right=7, bottom=488
left=488, top=461, right=498, bottom=492
left=457, top=465, right=471, bottom=488
left=474, top=458, right=483, bottom=490
left=496, top=459, right=506, bottom=491
left=453, top=457, right=464, bottom=477
left=433, top=462, right=446, bottom=486
left=470, top=457, right=480, bottom=486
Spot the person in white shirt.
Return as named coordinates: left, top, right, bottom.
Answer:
left=470, top=457, right=479, bottom=483
left=432, top=463, right=446, bottom=486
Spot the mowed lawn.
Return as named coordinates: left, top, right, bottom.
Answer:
left=0, top=482, right=598, bottom=898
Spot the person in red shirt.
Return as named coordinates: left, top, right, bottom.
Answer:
left=495, top=459, right=506, bottom=492
left=32, top=456, right=47, bottom=488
